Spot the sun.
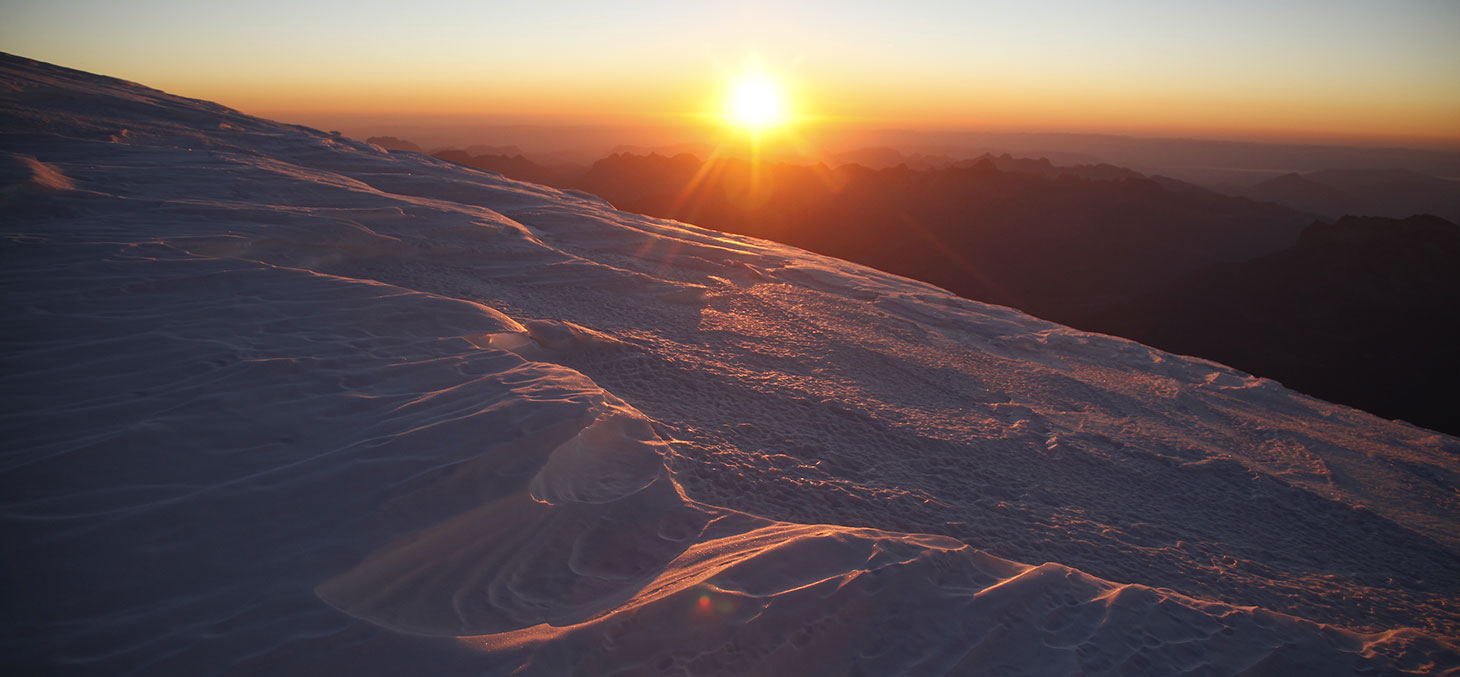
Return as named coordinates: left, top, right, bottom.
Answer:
left=725, top=72, right=790, bottom=131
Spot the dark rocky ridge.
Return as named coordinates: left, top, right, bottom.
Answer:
left=1096, top=214, right=1460, bottom=433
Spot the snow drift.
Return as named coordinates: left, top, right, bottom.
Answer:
left=2, top=53, right=1458, bottom=675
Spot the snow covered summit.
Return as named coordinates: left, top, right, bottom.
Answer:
left=2, top=53, right=1457, bottom=675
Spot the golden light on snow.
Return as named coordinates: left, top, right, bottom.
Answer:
left=725, top=71, right=790, bottom=131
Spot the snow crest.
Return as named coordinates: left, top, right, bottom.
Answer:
left=3, top=53, right=1458, bottom=675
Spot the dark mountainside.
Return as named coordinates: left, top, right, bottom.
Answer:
left=1231, top=169, right=1460, bottom=225
left=430, top=149, right=1456, bottom=434
left=430, top=150, right=1306, bottom=317
left=1095, top=214, right=1460, bottom=434
left=568, top=154, right=1308, bottom=322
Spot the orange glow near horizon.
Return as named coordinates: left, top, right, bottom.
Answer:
left=6, top=2, right=1457, bottom=149
left=3, top=41, right=1447, bottom=150
left=143, top=46, right=1456, bottom=150
left=215, top=73, right=1460, bottom=150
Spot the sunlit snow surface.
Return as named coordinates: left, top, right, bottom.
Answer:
left=3, top=54, right=1458, bottom=675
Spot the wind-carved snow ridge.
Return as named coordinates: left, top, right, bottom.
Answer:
left=3, top=52, right=1459, bottom=675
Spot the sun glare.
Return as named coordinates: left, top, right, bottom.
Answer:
left=726, top=72, right=789, bottom=131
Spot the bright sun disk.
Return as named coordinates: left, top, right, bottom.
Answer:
left=726, top=73, right=789, bottom=131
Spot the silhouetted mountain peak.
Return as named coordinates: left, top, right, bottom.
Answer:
left=964, top=157, right=1001, bottom=175
left=953, top=153, right=1145, bottom=182
left=595, top=151, right=702, bottom=166
left=1299, top=214, right=1460, bottom=252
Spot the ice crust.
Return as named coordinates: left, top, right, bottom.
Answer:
left=3, top=53, right=1458, bottom=675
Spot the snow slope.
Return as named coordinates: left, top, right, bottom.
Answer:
left=3, top=53, right=1458, bottom=675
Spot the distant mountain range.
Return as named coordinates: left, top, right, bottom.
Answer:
left=1226, top=169, right=1460, bottom=224
left=428, top=147, right=1459, bottom=433
left=589, top=154, right=1313, bottom=318
left=434, top=149, right=1311, bottom=320
left=832, top=131, right=1460, bottom=185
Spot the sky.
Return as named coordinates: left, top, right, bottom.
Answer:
left=5, top=0, right=1460, bottom=147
